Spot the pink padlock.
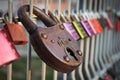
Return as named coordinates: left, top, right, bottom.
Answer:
left=0, top=29, right=20, bottom=67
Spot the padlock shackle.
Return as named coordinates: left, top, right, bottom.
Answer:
left=4, top=12, right=18, bottom=24
left=18, top=5, right=56, bottom=34
left=47, top=10, right=59, bottom=23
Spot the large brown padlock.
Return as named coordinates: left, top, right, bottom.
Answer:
left=3, top=13, right=28, bottom=45
left=0, top=29, right=20, bottom=67
left=18, top=5, right=82, bottom=73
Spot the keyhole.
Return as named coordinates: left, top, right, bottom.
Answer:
left=65, top=47, right=78, bottom=61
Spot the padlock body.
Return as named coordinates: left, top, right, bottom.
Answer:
left=97, top=18, right=108, bottom=29
left=106, top=18, right=113, bottom=29
left=72, top=21, right=88, bottom=39
left=4, top=23, right=28, bottom=45
left=80, top=20, right=95, bottom=37
left=87, top=20, right=98, bottom=35
left=116, top=19, right=120, bottom=31
left=0, top=30, right=20, bottom=67
left=30, top=25, right=82, bottom=73
left=91, top=19, right=103, bottom=33
left=63, top=22, right=80, bottom=40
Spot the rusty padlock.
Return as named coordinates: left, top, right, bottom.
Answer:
left=3, top=13, right=28, bottom=45
left=0, top=29, right=20, bottom=67
left=18, top=5, right=82, bottom=73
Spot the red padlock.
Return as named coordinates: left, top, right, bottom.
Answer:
left=0, top=29, right=20, bottom=67
left=3, top=13, right=28, bottom=45
left=116, top=18, right=120, bottom=32
left=106, top=17, right=113, bottom=30
left=90, top=19, right=103, bottom=33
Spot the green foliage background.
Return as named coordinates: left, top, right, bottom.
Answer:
left=0, top=57, right=53, bottom=80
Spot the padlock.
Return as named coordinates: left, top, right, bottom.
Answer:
left=18, top=5, right=82, bottom=73
left=97, top=17, right=108, bottom=29
left=102, top=12, right=113, bottom=30
left=0, top=29, right=20, bottom=67
left=116, top=18, right=120, bottom=31
left=105, top=17, right=113, bottom=29
left=3, top=13, right=28, bottom=45
left=80, top=13, right=95, bottom=37
left=90, top=19, right=103, bottom=33
left=95, top=13, right=104, bottom=32
left=87, top=12, right=101, bottom=34
left=70, top=14, right=88, bottom=39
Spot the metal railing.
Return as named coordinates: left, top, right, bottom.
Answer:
left=0, top=0, right=120, bottom=80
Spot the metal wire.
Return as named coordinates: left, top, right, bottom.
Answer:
left=41, top=0, right=49, bottom=80
left=83, top=0, right=87, bottom=12
left=76, top=0, right=80, bottom=15
left=58, top=0, right=61, bottom=18
left=63, top=74, right=67, bottom=80
left=26, top=0, right=33, bottom=80
left=78, top=40, right=85, bottom=80
left=7, top=0, right=13, bottom=80
left=53, top=70, right=58, bottom=80
left=68, top=0, right=72, bottom=17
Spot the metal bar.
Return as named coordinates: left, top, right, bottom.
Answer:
left=84, top=38, right=91, bottom=79
left=26, top=0, right=33, bottom=80
left=107, top=30, right=112, bottom=63
left=94, top=0, right=97, bottom=12
left=71, top=70, right=75, bottom=80
left=89, top=0, right=93, bottom=11
left=76, top=0, right=80, bottom=15
left=45, top=0, right=48, bottom=14
left=82, top=10, right=94, bottom=79
left=58, top=0, right=61, bottom=18
left=7, top=0, right=13, bottom=80
left=93, top=0, right=101, bottom=79
left=99, top=0, right=102, bottom=12
left=8, top=0, right=13, bottom=23
left=89, top=36, right=96, bottom=76
left=68, top=0, right=72, bottom=17
left=103, top=28, right=108, bottom=68
left=68, top=0, right=76, bottom=80
left=102, top=0, right=110, bottom=69
left=82, top=0, right=94, bottom=79
left=53, top=71, right=58, bottom=80
left=41, top=0, right=50, bottom=80
left=53, top=0, right=62, bottom=80
left=41, top=62, right=46, bottom=80
left=86, top=0, right=97, bottom=79
left=83, top=0, right=87, bottom=12
left=63, top=74, right=67, bottom=80
left=94, top=34, right=100, bottom=72
left=78, top=40, right=85, bottom=80
left=99, top=33, right=104, bottom=69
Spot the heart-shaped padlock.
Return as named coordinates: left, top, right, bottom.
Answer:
left=18, top=5, right=82, bottom=73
